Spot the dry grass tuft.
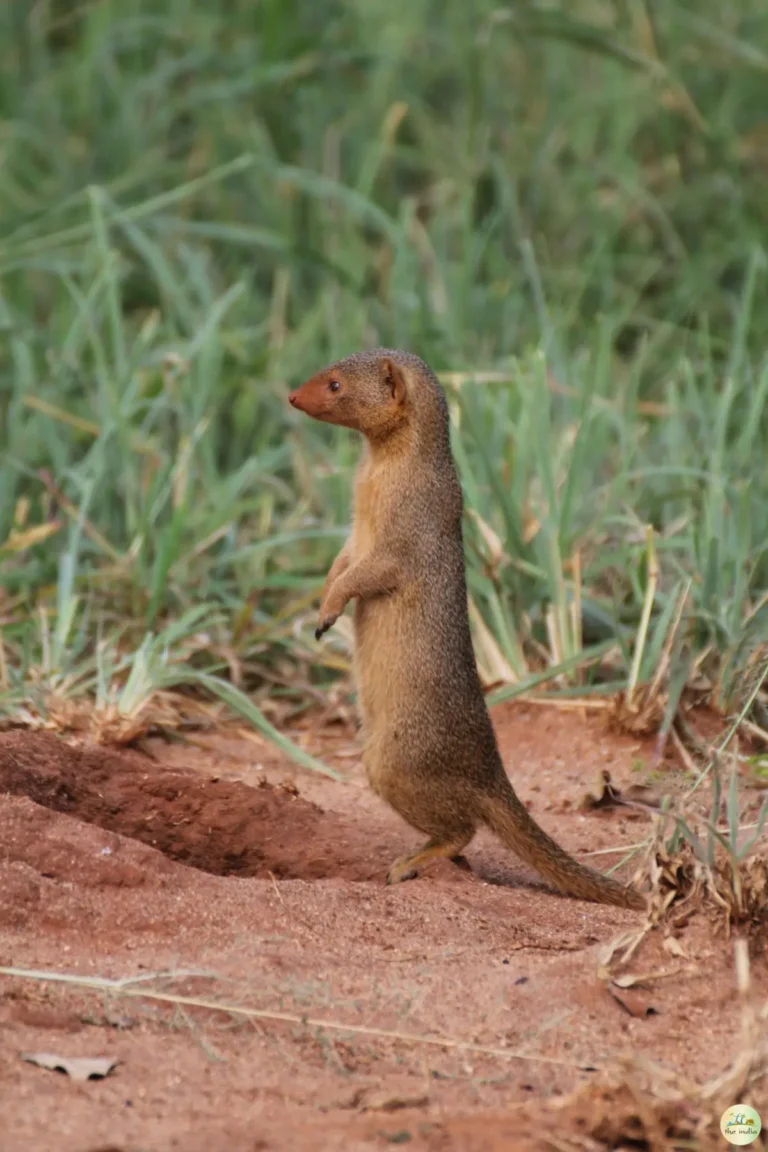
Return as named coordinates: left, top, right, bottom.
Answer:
left=640, top=825, right=768, bottom=940
left=2, top=691, right=218, bottom=747
left=554, top=939, right=767, bottom=1152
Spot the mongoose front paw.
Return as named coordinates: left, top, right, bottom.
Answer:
left=315, top=613, right=338, bottom=640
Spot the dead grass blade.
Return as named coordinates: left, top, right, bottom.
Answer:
left=0, top=965, right=595, bottom=1071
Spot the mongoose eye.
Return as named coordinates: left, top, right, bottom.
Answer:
left=328, top=380, right=341, bottom=393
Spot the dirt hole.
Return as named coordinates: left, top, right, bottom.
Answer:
left=0, top=730, right=386, bottom=883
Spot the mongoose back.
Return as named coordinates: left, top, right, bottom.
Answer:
left=289, top=348, right=646, bottom=910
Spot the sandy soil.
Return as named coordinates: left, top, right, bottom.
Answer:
left=0, top=701, right=765, bottom=1152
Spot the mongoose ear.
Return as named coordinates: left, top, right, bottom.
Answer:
left=382, top=358, right=407, bottom=406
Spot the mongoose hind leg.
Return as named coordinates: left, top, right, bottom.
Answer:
left=386, top=835, right=473, bottom=885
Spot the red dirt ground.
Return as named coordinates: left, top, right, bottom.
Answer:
left=0, top=701, right=765, bottom=1152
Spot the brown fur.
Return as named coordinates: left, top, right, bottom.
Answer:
left=289, top=349, right=646, bottom=910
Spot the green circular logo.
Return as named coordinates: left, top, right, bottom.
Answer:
left=720, top=1105, right=762, bottom=1146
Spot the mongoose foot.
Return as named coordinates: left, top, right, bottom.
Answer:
left=386, top=861, right=419, bottom=884
left=386, top=838, right=473, bottom=885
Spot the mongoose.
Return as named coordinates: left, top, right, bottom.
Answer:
left=288, top=348, right=646, bottom=910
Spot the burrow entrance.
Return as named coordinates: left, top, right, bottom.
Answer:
left=0, top=730, right=388, bottom=883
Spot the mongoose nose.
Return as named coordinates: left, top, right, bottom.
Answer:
left=288, top=393, right=298, bottom=407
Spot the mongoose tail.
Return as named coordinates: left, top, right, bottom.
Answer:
left=478, top=786, right=647, bottom=910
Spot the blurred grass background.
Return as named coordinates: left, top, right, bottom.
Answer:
left=1, top=0, right=767, bottom=757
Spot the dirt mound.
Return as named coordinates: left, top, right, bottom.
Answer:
left=0, top=729, right=386, bottom=882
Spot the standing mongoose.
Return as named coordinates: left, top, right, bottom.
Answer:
left=288, top=348, right=646, bottom=910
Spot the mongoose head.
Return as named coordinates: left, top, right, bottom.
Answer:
left=289, top=347, right=447, bottom=443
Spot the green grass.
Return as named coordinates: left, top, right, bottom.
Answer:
left=1, top=0, right=768, bottom=769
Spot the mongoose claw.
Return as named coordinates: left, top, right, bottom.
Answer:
left=386, top=864, right=418, bottom=884
left=315, top=614, right=338, bottom=641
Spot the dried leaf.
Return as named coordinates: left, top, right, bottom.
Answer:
left=581, top=770, right=623, bottom=811
left=662, top=936, right=687, bottom=958
left=321, top=1086, right=370, bottom=1112
left=612, top=688, right=668, bottom=736
left=623, top=784, right=664, bottom=808
left=581, top=770, right=663, bottom=813
left=363, top=1090, right=429, bottom=1113
left=612, top=967, right=683, bottom=989
left=597, top=927, right=648, bottom=970
left=21, top=1053, right=119, bottom=1081
left=611, top=973, right=646, bottom=989
left=607, top=984, right=658, bottom=1018
left=324, top=1084, right=430, bottom=1114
